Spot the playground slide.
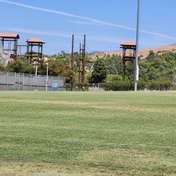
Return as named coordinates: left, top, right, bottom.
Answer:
left=0, top=49, right=9, bottom=66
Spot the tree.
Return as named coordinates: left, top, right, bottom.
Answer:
left=6, top=58, right=35, bottom=74
left=0, top=63, right=6, bottom=71
left=139, top=51, right=176, bottom=82
left=146, top=50, right=155, bottom=60
left=46, top=60, right=75, bottom=83
left=51, top=50, right=70, bottom=64
left=105, top=54, right=122, bottom=74
left=90, top=58, right=107, bottom=83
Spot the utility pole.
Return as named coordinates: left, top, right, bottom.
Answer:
left=134, top=0, right=140, bottom=91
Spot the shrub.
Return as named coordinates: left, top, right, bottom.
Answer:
left=0, top=63, right=6, bottom=71
left=100, top=81, right=132, bottom=91
left=137, top=80, right=147, bottom=90
left=65, top=83, right=72, bottom=91
left=148, top=80, right=172, bottom=90
left=100, top=80, right=148, bottom=91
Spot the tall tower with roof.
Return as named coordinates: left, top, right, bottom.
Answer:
left=0, top=33, right=20, bottom=58
left=26, top=38, right=45, bottom=64
left=120, top=41, right=136, bottom=81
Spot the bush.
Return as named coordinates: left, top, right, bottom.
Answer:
left=65, top=83, right=72, bottom=91
left=106, top=74, right=121, bottom=82
left=100, top=81, right=132, bottom=91
left=137, top=80, right=147, bottom=90
left=0, top=63, right=6, bottom=71
left=100, top=80, right=148, bottom=91
left=148, top=80, right=172, bottom=90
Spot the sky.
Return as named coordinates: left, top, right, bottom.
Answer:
left=0, top=0, right=176, bottom=55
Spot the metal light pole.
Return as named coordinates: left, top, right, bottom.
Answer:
left=134, top=0, right=140, bottom=91
left=46, top=63, right=48, bottom=91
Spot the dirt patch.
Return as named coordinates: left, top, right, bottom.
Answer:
left=0, top=162, right=115, bottom=176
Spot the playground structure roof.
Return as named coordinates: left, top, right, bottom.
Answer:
left=26, top=38, right=45, bottom=44
left=120, top=41, right=136, bottom=46
left=0, top=33, right=20, bottom=39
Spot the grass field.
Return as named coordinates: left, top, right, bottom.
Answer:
left=0, top=91, right=176, bottom=176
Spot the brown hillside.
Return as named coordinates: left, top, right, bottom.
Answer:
left=89, top=44, right=176, bottom=59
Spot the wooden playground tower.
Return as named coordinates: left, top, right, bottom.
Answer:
left=0, top=33, right=20, bottom=58
left=26, top=38, right=45, bottom=64
left=120, top=41, right=136, bottom=81
left=0, top=33, right=45, bottom=64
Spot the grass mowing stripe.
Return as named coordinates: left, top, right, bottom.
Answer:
left=0, top=91, right=176, bottom=175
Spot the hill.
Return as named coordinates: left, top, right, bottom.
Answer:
left=89, top=43, right=176, bottom=59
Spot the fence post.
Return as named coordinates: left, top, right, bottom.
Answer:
left=37, top=75, right=39, bottom=90
left=22, top=73, right=24, bottom=90
left=18, top=73, right=20, bottom=90
left=6, top=72, right=8, bottom=90
left=14, top=72, right=16, bottom=90
left=30, top=74, right=32, bottom=90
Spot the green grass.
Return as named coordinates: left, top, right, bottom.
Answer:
left=0, top=91, right=176, bottom=175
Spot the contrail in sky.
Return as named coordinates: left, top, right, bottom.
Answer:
left=0, top=0, right=176, bottom=40
left=0, top=0, right=134, bottom=31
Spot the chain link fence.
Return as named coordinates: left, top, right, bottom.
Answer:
left=0, top=72, right=65, bottom=91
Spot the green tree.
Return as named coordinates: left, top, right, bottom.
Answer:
left=51, top=50, right=71, bottom=64
left=0, top=63, right=6, bottom=71
left=6, top=59, right=34, bottom=73
left=106, top=74, right=122, bottom=83
left=45, top=60, right=75, bottom=83
left=146, top=50, right=156, bottom=60
left=90, top=58, right=107, bottom=83
left=139, top=51, right=176, bottom=82
left=105, top=54, right=122, bottom=74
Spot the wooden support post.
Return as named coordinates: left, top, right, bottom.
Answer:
left=71, top=34, right=74, bottom=71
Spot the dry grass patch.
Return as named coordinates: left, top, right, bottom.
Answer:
left=0, top=162, right=117, bottom=176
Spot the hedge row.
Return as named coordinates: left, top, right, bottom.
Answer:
left=65, top=80, right=173, bottom=91
left=100, top=81, right=132, bottom=91
left=100, top=81, right=146, bottom=91
left=100, top=81, right=147, bottom=91
left=148, top=80, right=172, bottom=90
left=100, top=80, right=172, bottom=91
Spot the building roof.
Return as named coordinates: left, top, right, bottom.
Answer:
left=120, top=41, right=136, bottom=46
left=0, top=33, right=20, bottom=39
left=26, top=38, right=45, bottom=44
